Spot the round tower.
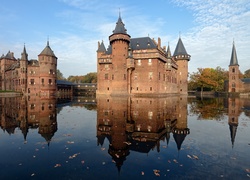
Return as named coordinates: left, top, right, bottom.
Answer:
left=38, top=41, right=57, bottom=96
left=108, top=14, right=131, bottom=94
left=173, top=37, right=190, bottom=94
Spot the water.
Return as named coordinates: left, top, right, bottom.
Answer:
left=0, top=96, right=249, bottom=180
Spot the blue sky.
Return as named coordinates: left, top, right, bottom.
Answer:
left=0, top=0, right=250, bottom=78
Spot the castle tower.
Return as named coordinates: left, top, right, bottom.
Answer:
left=20, top=45, right=28, bottom=93
left=0, top=51, right=16, bottom=90
left=173, top=37, right=190, bottom=94
left=227, top=98, right=239, bottom=148
left=108, top=14, right=131, bottom=94
left=38, top=41, right=57, bottom=96
left=228, top=42, right=240, bottom=93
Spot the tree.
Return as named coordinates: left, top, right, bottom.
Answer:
left=57, top=69, right=66, bottom=80
left=244, top=69, right=250, bottom=78
left=67, top=72, right=97, bottom=83
left=188, top=66, right=228, bottom=93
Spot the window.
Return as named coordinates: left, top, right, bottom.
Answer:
left=105, top=74, right=108, bottom=80
left=150, top=87, right=152, bottom=91
left=148, top=59, right=152, bottom=65
left=112, top=74, right=114, bottom=80
left=124, top=74, right=126, bottom=80
left=41, top=78, right=44, bottom=85
left=49, top=79, right=52, bottom=85
left=30, top=79, right=35, bottom=85
left=138, top=59, right=141, bottom=66
left=49, top=69, right=53, bottom=74
left=149, top=72, right=153, bottom=80
left=158, top=72, right=160, bottom=80
left=232, top=68, right=235, bottom=73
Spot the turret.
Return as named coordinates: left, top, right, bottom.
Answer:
left=173, top=37, right=190, bottom=94
left=20, top=45, right=28, bottom=93
left=108, top=13, right=131, bottom=94
left=38, top=41, right=57, bottom=96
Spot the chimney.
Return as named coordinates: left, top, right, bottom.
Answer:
left=158, top=37, right=161, bottom=48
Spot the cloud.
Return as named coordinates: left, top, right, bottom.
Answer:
left=172, top=0, right=250, bottom=73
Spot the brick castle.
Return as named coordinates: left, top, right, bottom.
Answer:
left=97, top=14, right=190, bottom=96
left=0, top=41, right=57, bottom=96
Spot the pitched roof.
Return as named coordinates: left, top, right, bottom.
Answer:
left=39, top=41, right=56, bottom=57
left=2, top=51, right=16, bottom=60
left=229, top=42, right=238, bottom=66
left=97, top=41, right=106, bottom=52
left=130, top=37, right=157, bottom=50
left=173, top=37, right=188, bottom=56
left=112, top=14, right=127, bottom=35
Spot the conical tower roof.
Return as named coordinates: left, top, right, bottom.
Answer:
left=21, top=45, right=28, bottom=60
left=173, top=37, right=188, bottom=56
left=112, top=13, right=127, bottom=35
left=97, top=41, right=106, bottom=53
left=229, top=42, right=238, bottom=66
left=39, top=41, right=56, bottom=57
left=166, top=44, right=171, bottom=58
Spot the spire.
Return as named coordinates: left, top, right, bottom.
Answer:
left=166, top=42, right=171, bottom=58
left=21, top=44, right=28, bottom=60
left=229, top=41, right=239, bottom=66
left=173, top=37, right=188, bottom=56
left=97, top=40, right=106, bottom=53
left=112, top=13, right=127, bottom=34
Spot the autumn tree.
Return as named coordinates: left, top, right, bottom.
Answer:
left=67, top=72, right=97, bottom=83
left=244, top=69, right=250, bottom=78
left=188, top=67, right=228, bottom=93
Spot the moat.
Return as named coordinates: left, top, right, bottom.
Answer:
left=0, top=96, right=249, bottom=179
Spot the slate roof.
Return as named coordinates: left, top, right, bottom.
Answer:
left=21, top=45, right=28, bottom=61
left=229, top=42, right=238, bottom=66
left=173, top=37, right=188, bottom=56
left=39, top=41, right=56, bottom=57
left=130, top=37, right=157, bottom=50
left=241, top=78, right=250, bottom=83
left=97, top=41, right=106, bottom=52
left=112, top=14, right=127, bottom=35
left=1, top=51, right=16, bottom=60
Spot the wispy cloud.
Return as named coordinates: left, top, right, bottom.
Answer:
left=172, top=0, right=250, bottom=73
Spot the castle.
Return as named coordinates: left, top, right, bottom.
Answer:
left=97, top=14, right=190, bottom=96
left=0, top=41, right=57, bottom=96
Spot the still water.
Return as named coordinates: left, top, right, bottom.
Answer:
left=0, top=96, right=249, bottom=180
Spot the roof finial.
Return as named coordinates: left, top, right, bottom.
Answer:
left=179, top=31, right=181, bottom=38
left=47, top=35, right=49, bottom=46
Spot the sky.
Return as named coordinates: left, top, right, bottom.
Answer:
left=0, top=0, right=250, bottom=78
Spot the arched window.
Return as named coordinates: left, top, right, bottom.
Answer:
left=232, top=68, right=235, bottom=73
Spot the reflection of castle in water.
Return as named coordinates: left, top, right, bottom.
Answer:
left=0, top=96, right=57, bottom=145
left=96, top=96, right=190, bottom=171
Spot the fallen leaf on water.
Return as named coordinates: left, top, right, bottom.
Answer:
left=141, top=171, right=144, bottom=175
left=173, top=159, right=178, bottom=163
left=246, top=169, right=250, bottom=173
left=193, top=155, right=199, bottom=160
left=187, top=155, right=192, bottom=159
left=67, top=141, right=74, bottom=144
left=81, top=161, right=85, bottom=164
left=101, top=147, right=105, bottom=151
left=153, top=169, right=160, bottom=176
left=168, top=160, right=171, bottom=163
left=31, top=173, right=35, bottom=176
left=54, top=164, right=61, bottom=168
